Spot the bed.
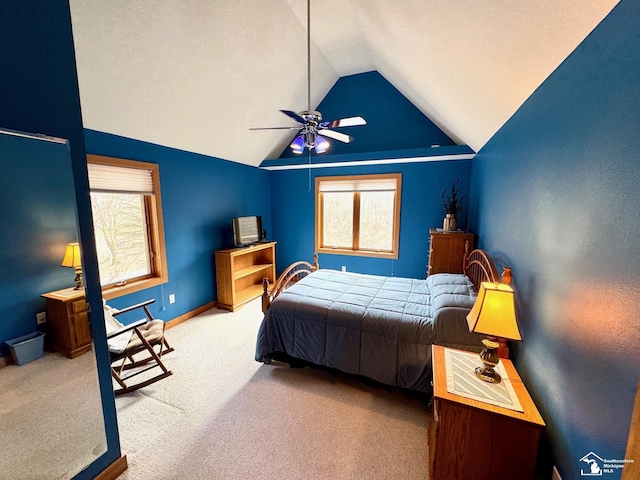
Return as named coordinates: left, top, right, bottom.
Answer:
left=255, top=248, right=506, bottom=393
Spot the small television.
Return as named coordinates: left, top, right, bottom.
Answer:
left=232, top=216, right=264, bottom=247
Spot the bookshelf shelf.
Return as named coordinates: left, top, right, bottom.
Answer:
left=215, top=242, right=276, bottom=311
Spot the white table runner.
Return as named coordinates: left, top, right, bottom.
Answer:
left=444, top=347, right=523, bottom=413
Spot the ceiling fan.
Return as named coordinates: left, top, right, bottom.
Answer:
left=250, top=0, right=366, bottom=154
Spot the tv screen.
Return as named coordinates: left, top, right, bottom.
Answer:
left=232, top=216, right=263, bottom=246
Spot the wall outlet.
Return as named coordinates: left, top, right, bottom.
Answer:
left=169, top=294, right=175, bottom=304
left=36, top=312, right=47, bottom=324
left=341, top=266, right=346, bottom=272
left=551, top=466, right=562, bottom=480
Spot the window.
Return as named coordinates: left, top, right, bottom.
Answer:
left=87, top=155, right=168, bottom=299
left=315, top=174, right=401, bottom=258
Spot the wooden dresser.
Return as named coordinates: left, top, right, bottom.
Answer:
left=429, top=345, right=545, bottom=480
left=41, top=288, right=91, bottom=358
left=427, top=228, right=475, bottom=275
left=215, top=242, right=276, bottom=311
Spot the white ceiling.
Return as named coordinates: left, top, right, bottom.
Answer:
left=70, top=0, right=619, bottom=167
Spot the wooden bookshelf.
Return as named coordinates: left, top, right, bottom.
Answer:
left=215, top=242, right=276, bottom=311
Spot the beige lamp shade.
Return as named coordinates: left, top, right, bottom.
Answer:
left=61, top=242, right=82, bottom=268
left=466, top=282, right=522, bottom=341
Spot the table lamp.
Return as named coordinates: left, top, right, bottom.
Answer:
left=61, top=242, right=83, bottom=290
left=466, top=281, right=522, bottom=383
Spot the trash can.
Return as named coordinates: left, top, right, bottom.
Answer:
left=5, top=331, right=45, bottom=365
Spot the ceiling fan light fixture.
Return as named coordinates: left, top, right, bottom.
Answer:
left=250, top=0, right=364, bottom=155
left=303, top=130, right=315, bottom=148
left=314, top=135, right=330, bottom=154
left=290, top=135, right=305, bottom=154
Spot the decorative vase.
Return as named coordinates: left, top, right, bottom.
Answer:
left=443, top=213, right=457, bottom=232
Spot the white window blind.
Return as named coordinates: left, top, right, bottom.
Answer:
left=318, top=176, right=398, bottom=193
left=88, top=163, right=153, bottom=194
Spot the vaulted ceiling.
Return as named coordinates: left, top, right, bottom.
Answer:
left=69, top=0, right=619, bottom=167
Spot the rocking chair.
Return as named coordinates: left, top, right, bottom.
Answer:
left=105, top=299, right=174, bottom=396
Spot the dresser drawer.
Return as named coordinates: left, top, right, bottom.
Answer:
left=71, top=299, right=87, bottom=313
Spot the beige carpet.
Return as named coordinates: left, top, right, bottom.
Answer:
left=0, top=348, right=107, bottom=480
left=115, top=298, right=430, bottom=479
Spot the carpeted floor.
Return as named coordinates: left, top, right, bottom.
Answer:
left=115, top=298, right=431, bottom=479
left=0, top=349, right=107, bottom=480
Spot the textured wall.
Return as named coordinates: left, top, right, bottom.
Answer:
left=84, top=129, right=272, bottom=315
left=0, top=135, right=77, bottom=352
left=271, top=160, right=471, bottom=278
left=468, top=1, right=640, bottom=478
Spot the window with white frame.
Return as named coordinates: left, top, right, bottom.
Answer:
left=315, top=173, right=402, bottom=258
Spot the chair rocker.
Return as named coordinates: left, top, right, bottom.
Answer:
left=106, top=299, right=174, bottom=396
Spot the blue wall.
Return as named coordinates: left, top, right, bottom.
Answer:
left=469, top=1, right=640, bottom=478
left=278, top=71, right=456, bottom=158
left=0, top=1, right=122, bottom=477
left=84, top=130, right=272, bottom=316
left=271, top=160, right=472, bottom=277
left=270, top=70, right=471, bottom=277
left=0, top=135, right=78, bottom=354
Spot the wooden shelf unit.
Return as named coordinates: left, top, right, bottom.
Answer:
left=429, top=345, right=545, bottom=480
left=215, top=242, right=276, bottom=311
left=427, top=228, right=475, bottom=275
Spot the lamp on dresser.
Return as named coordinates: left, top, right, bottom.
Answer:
left=61, top=242, right=83, bottom=290
left=466, top=281, right=521, bottom=383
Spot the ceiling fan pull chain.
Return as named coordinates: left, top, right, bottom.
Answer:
left=308, top=150, right=312, bottom=193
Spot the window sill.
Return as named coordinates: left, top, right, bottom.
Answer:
left=101, top=276, right=167, bottom=300
left=317, top=247, right=398, bottom=260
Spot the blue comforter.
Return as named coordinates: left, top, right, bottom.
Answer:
left=255, top=269, right=482, bottom=392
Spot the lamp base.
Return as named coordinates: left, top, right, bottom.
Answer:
left=73, top=268, right=84, bottom=290
left=475, top=365, right=502, bottom=384
left=475, top=338, right=502, bottom=384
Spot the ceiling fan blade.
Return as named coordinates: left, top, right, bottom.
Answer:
left=318, top=129, right=352, bottom=143
left=249, top=126, right=302, bottom=130
left=321, top=116, right=367, bottom=128
left=280, top=110, right=306, bottom=124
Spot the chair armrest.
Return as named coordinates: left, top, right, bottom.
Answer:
left=106, top=318, right=147, bottom=339
left=112, top=299, right=156, bottom=320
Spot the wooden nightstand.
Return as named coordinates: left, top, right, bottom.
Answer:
left=429, top=345, right=545, bottom=480
left=41, top=288, right=92, bottom=358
